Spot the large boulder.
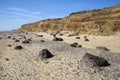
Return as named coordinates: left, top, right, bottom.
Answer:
left=39, top=49, right=54, bottom=60
left=82, top=53, right=110, bottom=67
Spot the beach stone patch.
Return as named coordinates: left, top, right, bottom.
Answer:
left=22, top=40, right=30, bottom=44
left=12, top=38, right=16, bottom=40
left=40, top=40, right=45, bottom=42
left=7, top=36, right=11, bottom=39
left=52, top=37, right=63, bottom=41
left=28, top=38, right=32, bottom=41
left=23, top=36, right=26, bottom=39
left=7, top=45, right=12, bottom=47
left=70, top=42, right=82, bottom=48
left=14, top=45, right=23, bottom=50
left=59, top=33, right=63, bottom=36
left=84, top=38, right=89, bottom=41
left=5, top=58, right=9, bottom=61
left=70, top=42, right=78, bottom=47
left=37, top=35, right=43, bottom=37
left=76, top=37, right=80, bottom=39
left=0, top=37, right=2, bottom=39
left=39, top=49, right=54, bottom=60
left=15, top=39, right=20, bottom=42
left=82, top=53, right=110, bottom=67
left=96, top=46, right=110, bottom=51
left=84, top=36, right=87, bottom=38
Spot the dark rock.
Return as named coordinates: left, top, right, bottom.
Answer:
left=70, top=43, right=82, bottom=48
left=23, top=36, right=26, bottom=39
left=78, top=45, right=82, bottom=48
left=22, top=40, right=30, bottom=44
left=84, top=36, right=87, bottom=38
left=7, top=36, right=11, bottom=39
left=15, top=40, right=20, bottom=42
left=59, top=33, right=63, bottom=36
left=39, top=49, right=54, bottom=60
left=7, top=45, right=12, bottom=47
left=76, top=37, right=80, bottom=39
left=52, top=37, right=63, bottom=41
left=84, top=38, right=89, bottom=41
left=28, top=38, right=32, bottom=41
left=96, top=46, right=110, bottom=51
left=37, top=35, right=43, bottom=37
left=12, top=38, right=16, bottom=40
left=40, top=40, right=45, bottom=42
left=0, top=37, right=2, bottom=39
left=70, top=42, right=78, bottom=47
left=15, top=45, right=23, bottom=50
left=5, top=58, right=9, bottom=61
left=82, top=53, right=110, bottom=67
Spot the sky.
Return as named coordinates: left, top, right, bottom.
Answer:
left=0, top=0, right=120, bottom=31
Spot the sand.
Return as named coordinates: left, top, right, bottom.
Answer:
left=0, top=31, right=120, bottom=80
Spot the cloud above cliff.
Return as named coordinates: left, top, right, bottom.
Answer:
left=3, top=7, right=42, bottom=20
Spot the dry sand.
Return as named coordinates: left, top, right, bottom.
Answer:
left=0, top=31, right=120, bottom=80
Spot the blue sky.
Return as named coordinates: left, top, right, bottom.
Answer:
left=0, top=0, right=120, bottom=31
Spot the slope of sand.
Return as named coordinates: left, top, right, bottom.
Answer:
left=0, top=32, right=120, bottom=80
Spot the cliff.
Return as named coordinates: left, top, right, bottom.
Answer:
left=18, top=5, right=120, bottom=35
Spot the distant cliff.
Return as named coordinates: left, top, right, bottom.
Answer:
left=18, top=5, right=120, bottom=35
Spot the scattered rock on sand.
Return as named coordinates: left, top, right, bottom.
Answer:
left=0, top=37, right=2, bottom=39
left=70, top=42, right=82, bottom=48
left=12, top=38, right=16, bottom=40
left=36, top=35, right=43, bottom=37
left=5, top=58, right=9, bottom=61
left=52, top=37, right=63, bottom=41
left=7, top=45, right=12, bottom=47
left=76, top=37, right=80, bottom=39
left=7, top=36, right=11, bottom=39
left=96, top=46, right=110, bottom=51
left=22, top=40, right=30, bottom=44
left=39, top=49, right=54, bottom=60
left=15, top=45, right=23, bottom=50
left=15, top=40, right=20, bottom=42
left=70, top=42, right=78, bottom=47
left=84, top=36, right=87, bottom=38
left=40, top=40, right=45, bottom=42
left=82, top=53, right=110, bottom=67
left=84, top=38, right=89, bottom=41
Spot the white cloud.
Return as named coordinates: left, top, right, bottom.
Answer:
left=5, top=7, right=42, bottom=15
left=0, top=7, right=43, bottom=20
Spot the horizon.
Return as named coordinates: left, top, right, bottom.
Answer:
left=0, top=0, right=120, bottom=31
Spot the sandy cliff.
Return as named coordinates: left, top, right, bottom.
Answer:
left=18, top=5, right=120, bottom=36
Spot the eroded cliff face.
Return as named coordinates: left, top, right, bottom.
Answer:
left=18, top=5, right=120, bottom=35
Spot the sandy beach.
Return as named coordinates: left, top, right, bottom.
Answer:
left=0, top=32, right=120, bottom=80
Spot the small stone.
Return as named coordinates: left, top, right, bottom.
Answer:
left=76, top=37, right=80, bottom=39
left=37, top=35, right=43, bottom=37
left=12, top=38, right=16, bottom=40
left=39, top=49, right=54, bottom=60
left=70, top=43, right=78, bottom=47
left=96, top=46, right=110, bottom=51
left=7, top=45, right=12, bottom=47
left=84, top=38, right=89, bottom=41
left=22, top=40, right=30, bottom=44
left=0, top=37, right=2, bottom=39
left=15, top=40, right=20, bottom=42
left=84, top=36, right=87, bottom=38
left=40, top=40, right=45, bottom=42
left=52, top=37, right=63, bottom=41
left=7, top=36, right=11, bottom=39
left=5, top=58, right=9, bottom=61
left=15, top=45, right=23, bottom=50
